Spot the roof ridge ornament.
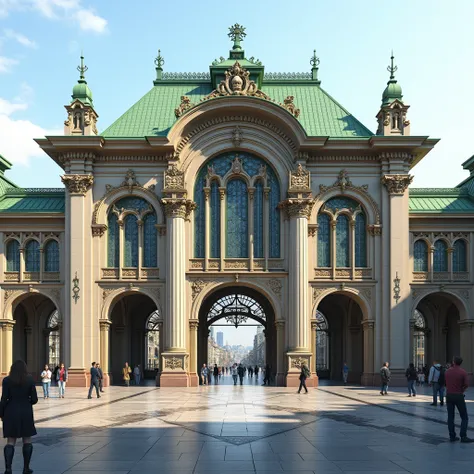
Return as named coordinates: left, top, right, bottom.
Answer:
left=155, top=49, right=164, bottom=81
left=310, top=49, right=321, bottom=84
left=228, top=23, right=246, bottom=50
left=77, top=53, right=88, bottom=83
left=387, top=51, right=398, bottom=80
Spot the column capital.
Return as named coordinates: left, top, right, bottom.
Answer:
left=278, top=198, right=314, bottom=219
left=161, top=198, right=197, bottom=219
left=0, top=319, right=16, bottom=331
left=361, top=319, right=375, bottom=330
left=189, top=320, right=199, bottom=330
left=61, top=174, right=94, bottom=195
left=458, top=319, right=474, bottom=330
left=367, top=224, right=382, bottom=236
left=381, top=174, right=413, bottom=195
left=99, top=319, right=112, bottom=331
left=311, top=320, right=318, bottom=331
left=275, top=320, right=285, bottom=330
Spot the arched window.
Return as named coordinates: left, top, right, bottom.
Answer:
left=413, top=309, right=426, bottom=370
left=226, top=179, right=248, bottom=258
left=47, top=310, right=60, bottom=368
left=6, top=240, right=20, bottom=272
left=414, top=240, right=428, bottom=272
left=145, top=310, right=161, bottom=370
left=355, top=213, right=367, bottom=267
left=453, top=240, right=467, bottom=273
left=143, top=213, right=157, bottom=267
left=107, top=212, right=119, bottom=267
left=336, top=215, right=350, bottom=267
left=44, top=240, right=59, bottom=272
left=433, top=240, right=448, bottom=272
left=317, top=214, right=330, bottom=267
left=194, top=152, right=281, bottom=259
left=315, top=310, right=329, bottom=372
left=25, top=240, right=40, bottom=272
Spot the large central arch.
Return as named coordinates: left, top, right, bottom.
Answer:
left=197, top=285, right=277, bottom=383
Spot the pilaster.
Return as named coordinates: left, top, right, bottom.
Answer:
left=275, top=320, right=286, bottom=386
left=361, top=319, right=375, bottom=385
left=0, top=320, right=15, bottom=378
left=188, top=320, right=199, bottom=387
left=99, top=319, right=112, bottom=387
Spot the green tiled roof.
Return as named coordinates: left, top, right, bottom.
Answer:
left=409, top=188, right=474, bottom=214
left=102, top=81, right=373, bottom=138
left=0, top=188, right=65, bottom=214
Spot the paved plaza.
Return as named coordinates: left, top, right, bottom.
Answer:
left=3, top=376, right=474, bottom=473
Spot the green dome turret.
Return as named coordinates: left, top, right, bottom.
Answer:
left=382, top=53, right=403, bottom=106
left=72, top=55, right=93, bottom=106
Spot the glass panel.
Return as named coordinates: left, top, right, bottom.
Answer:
left=324, top=197, right=360, bottom=212
left=453, top=240, right=467, bottom=272
left=433, top=240, right=448, bottom=272
left=47, top=310, right=60, bottom=369
left=316, top=311, right=329, bottom=371
left=6, top=240, right=20, bottom=272
left=124, top=214, right=138, bottom=267
left=25, top=240, right=40, bottom=272
left=336, top=215, right=350, bottom=267
left=107, top=213, right=119, bottom=267
left=226, top=179, right=248, bottom=258
left=194, top=174, right=205, bottom=258
left=44, top=240, right=59, bottom=272
left=210, top=181, right=221, bottom=258
left=317, top=214, right=331, bottom=267
left=414, top=240, right=428, bottom=272
left=355, top=213, right=367, bottom=267
left=146, top=331, right=160, bottom=370
left=143, top=213, right=157, bottom=267
left=114, top=197, right=151, bottom=212
left=253, top=180, right=264, bottom=258
left=268, top=172, right=280, bottom=258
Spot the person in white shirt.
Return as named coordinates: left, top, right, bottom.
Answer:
left=40, top=364, right=52, bottom=399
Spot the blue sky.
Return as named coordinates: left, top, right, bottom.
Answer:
left=0, top=0, right=473, bottom=189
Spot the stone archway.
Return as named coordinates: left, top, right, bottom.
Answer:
left=196, top=285, right=278, bottom=385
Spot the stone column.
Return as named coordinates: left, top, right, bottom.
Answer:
left=309, top=320, right=319, bottom=387
left=459, top=320, right=474, bottom=381
left=61, top=173, right=94, bottom=386
left=275, top=320, right=286, bottom=386
left=160, top=197, right=196, bottom=387
left=99, top=319, right=111, bottom=386
left=0, top=320, right=15, bottom=376
left=408, top=318, right=416, bottom=367
left=189, top=320, right=199, bottom=387
left=361, top=319, right=375, bottom=386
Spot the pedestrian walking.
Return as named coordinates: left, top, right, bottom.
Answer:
left=56, top=362, right=67, bottom=398
left=262, top=364, right=271, bottom=386
left=200, top=364, right=208, bottom=385
left=96, top=363, right=104, bottom=392
left=428, top=360, right=445, bottom=406
left=380, top=362, right=390, bottom=395
left=255, top=365, right=259, bottom=379
left=40, top=364, right=52, bottom=399
left=298, top=363, right=310, bottom=394
left=418, top=370, right=425, bottom=387
left=237, top=363, right=245, bottom=385
left=1, top=360, right=38, bottom=474
left=213, top=364, right=219, bottom=384
left=87, top=362, right=100, bottom=399
left=342, top=362, right=349, bottom=385
left=231, top=364, right=238, bottom=385
left=122, top=362, right=131, bottom=387
left=445, top=356, right=473, bottom=443
left=133, top=365, right=141, bottom=386
left=405, top=363, right=417, bottom=397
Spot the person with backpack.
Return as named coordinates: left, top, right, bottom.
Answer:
left=428, top=360, right=445, bottom=406
left=380, top=362, right=390, bottom=395
left=405, top=363, right=418, bottom=397
left=298, top=363, right=310, bottom=394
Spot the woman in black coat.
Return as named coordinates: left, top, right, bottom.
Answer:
left=1, top=360, right=38, bottom=474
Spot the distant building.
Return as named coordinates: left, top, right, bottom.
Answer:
left=217, top=331, right=224, bottom=347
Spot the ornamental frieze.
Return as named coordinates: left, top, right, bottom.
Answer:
left=291, top=357, right=309, bottom=369
left=381, top=174, right=413, bottom=195
left=164, top=357, right=183, bottom=370
left=61, top=174, right=94, bottom=195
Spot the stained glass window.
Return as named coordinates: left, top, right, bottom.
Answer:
left=6, top=240, right=20, bottom=272
left=25, top=240, right=40, bottom=272
left=453, top=240, right=467, bottom=272
left=210, top=181, right=221, bottom=258
left=268, top=172, right=281, bottom=258
left=107, top=213, right=119, bottom=267
left=44, top=240, right=60, bottom=272
left=355, top=213, right=367, bottom=267
left=324, top=197, right=360, bottom=212
left=254, top=180, right=264, bottom=258
left=317, top=213, right=331, bottom=267
left=433, top=240, right=448, bottom=272
left=114, top=197, right=151, bottom=212
left=336, top=215, right=350, bottom=267
left=226, top=179, right=248, bottom=258
left=414, top=240, right=428, bottom=272
left=143, top=213, right=157, bottom=267
left=124, top=214, right=138, bottom=267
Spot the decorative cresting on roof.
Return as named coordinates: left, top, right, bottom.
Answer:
left=61, top=174, right=93, bottom=195
left=164, top=72, right=210, bottom=80
left=381, top=174, right=413, bottom=195
left=264, top=72, right=312, bottom=80
left=4, top=188, right=64, bottom=194
left=315, top=170, right=382, bottom=225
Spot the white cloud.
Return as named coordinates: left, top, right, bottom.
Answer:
left=3, top=28, right=37, bottom=48
left=75, top=9, right=107, bottom=33
left=0, top=56, right=18, bottom=73
left=0, top=98, right=27, bottom=115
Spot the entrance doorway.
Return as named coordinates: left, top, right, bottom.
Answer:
left=316, top=292, right=364, bottom=383
left=197, top=286, right=276, bottom=384
left=109, top=292, right=162, bottom=384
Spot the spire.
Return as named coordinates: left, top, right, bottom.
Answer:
left=154, top=49, right=165, bottom=81
left=310, top=49, right=321, bottom=84
left=71, top=53, right=93, bottom=106
left=382, top=51, right=403, bottom=106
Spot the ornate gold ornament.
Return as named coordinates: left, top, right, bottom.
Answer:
left=61, top=174, right=94, bottom=194
left=381, top=174, right=413, bottom=195
left=280, top=96, right=300, bottom=118
left=291, top=357, right=309, bottom=369
left=175, top=95, right=194, bottom=118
